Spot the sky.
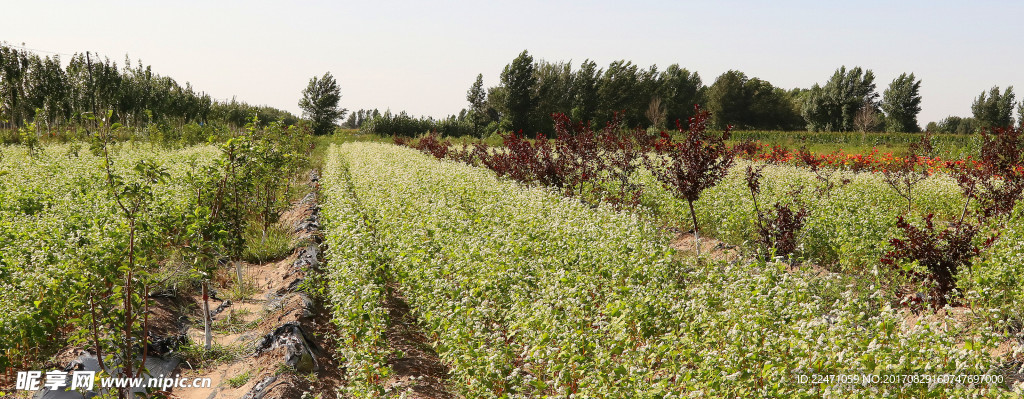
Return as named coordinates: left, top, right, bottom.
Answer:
left=2, top=0, right=1021, bottom=125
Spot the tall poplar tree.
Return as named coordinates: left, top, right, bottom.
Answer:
left=881, top=73, right=923, bottom=133
left=500, top=50, right=537, bottom=134
left=299, top=71, right=345, bottom=136
left=466, top=73, right=487, bottom=136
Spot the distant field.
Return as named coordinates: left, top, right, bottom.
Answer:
left=9, top=126, right=977, bottom=160
left=728, top=130, right=980, bottom=158
left=331, top=128, right=983, bottom=159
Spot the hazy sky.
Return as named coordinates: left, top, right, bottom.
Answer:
left=3, top=0, right=1021, bottom=125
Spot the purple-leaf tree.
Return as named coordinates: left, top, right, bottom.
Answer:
left=650, top=105, right=736, bottom=256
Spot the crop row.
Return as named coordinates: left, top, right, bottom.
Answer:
left=400, top=130, right=966, bottom=270
left=320, top=150, right=392, bottom=395
left=321, top=142, right=1016, bottom=397
left=400, top=122, right=1024, bottom=320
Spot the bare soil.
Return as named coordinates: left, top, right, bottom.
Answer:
left=170, top=183, right=344, bottom=399
left=670, top=232, right=739, bottom=262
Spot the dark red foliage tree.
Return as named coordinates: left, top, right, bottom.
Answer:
left=954, top=127, right=1024, bottom=220
left=796, top=146, right=848, bottom=197
left=463, top=112, right=653, bottom=208
left=649, top=105, right=736, bottom=254
left=411, top=132, right=452, bottom=159
left=744, top=165, right=808, bottom=259
left=881, top=128, right=1017, bottom=311
left=880, top=214, right=987, bottom=309
left=882, top=141, right=929, bottom=214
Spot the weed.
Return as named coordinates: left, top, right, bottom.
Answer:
left=227, top=370, right=252, bottom=388
left=274, top=363, right=297, bottom=376
left=176, top=341, right=246, bottom=370
left=243, top=222, right=292, bottom=263
left=213, top=308, right=259, bottom=334
left=223, top=267, right=260, bottom=302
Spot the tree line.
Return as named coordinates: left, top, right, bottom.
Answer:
left=0, top=43, right=298, bottom=134
left=445, top=50, right=1022, bottom=137
left=925, top=87, right=1021, bottom=134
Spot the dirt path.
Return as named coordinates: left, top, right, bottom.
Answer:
left=670, top=232, right=740, bottom=261
left=168, top=171, right=345, bottom=399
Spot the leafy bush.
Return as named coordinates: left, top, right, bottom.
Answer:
left=397, top=112, right=658, bottom=208
left=880, top=214, right=986, bottom=308
left=744, top=165, right=807, bottom=259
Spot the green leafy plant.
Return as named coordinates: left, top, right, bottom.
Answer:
left=74, top=125, right=171, bottom=398
left=18, top=122, right=39, bottom=156
left=227, top=370, right=252, bottom=388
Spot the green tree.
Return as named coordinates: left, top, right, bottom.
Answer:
left=659, top=64, right=704, bottom=128
left=881, top=73, right=923, bottom=133
left=1018, top=102, right=1024, bottom=128
left=705, top=71, right=801, bottom=130
left=597, top=60, right=647, bottom=128
left=299, top=71, right=345, bottom=135
left=706, top=70, right=749, bottom=129
left=0, top=43, right=294, bottom=134
left=745, top=78, right=803, bottom=130
left=500, top=50, right=538, bottom=134
left=486, top=85, right=508, bottom=131
left=532, top=60, right=574, bottom=135
left=801, top=66, right=878, bottom=132
left=971, top=86, right=1016, bottom=129
left=466, top=73, right=488, bottom=136
left=931, top=116, right=977, bottom=134
left=0, top=45, right=31, bottom=128
left=570, top=59, right=600, bottom=125
left=635, top=65, right=661, bottom=127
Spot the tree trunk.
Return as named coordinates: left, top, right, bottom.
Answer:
left=688, top=199, right=701, bottom=257
left=202, top=281, right=212, bottom=350
left=235, top=260, right=244, bottom=288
